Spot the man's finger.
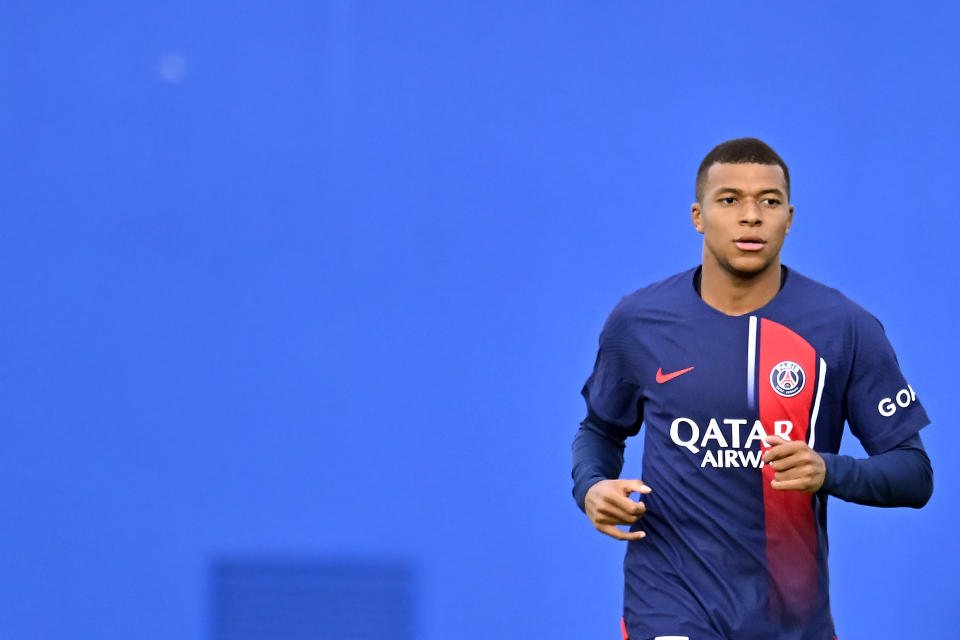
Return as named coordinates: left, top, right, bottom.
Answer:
left=763, top=440, right=806, bottom=463
left=595, top=496, right=637, bottom=519
left=593, top=513, right=634, bottom=526
left=597, top=498, right=645, bottom=523
left=621, top=479, right=652, bottom=495
left=770, top=478, right=813, bottom=492
left=594, top=512, right=639, bottom=526
left=766, top=452, right=806, bottom=471
left=612, top=493, right=647, bottom=516
left=597, top=524, right=647, bottom=541
left=774, top=465, right=812, bottom=482
left=595, top=506, right=637, bottom=525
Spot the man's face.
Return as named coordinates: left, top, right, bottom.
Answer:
left=691, top=162, right=794, bottom=278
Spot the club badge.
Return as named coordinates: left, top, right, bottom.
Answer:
left=770, top=360, right=805, bottom=398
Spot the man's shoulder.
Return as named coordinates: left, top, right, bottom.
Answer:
left=602, top=267, right=698, bottom=335
left=784, top=267, right=878, bottom=325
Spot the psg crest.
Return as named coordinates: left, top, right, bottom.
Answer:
left=770, top=360, right=805, bottom=397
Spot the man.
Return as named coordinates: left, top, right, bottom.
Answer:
left=571, top=138, right=932, bottom=640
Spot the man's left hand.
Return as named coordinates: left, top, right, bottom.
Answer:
left=762, top=436, right=826, bottom=493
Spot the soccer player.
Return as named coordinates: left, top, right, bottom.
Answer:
left=571, top=138, right=933, bottom=640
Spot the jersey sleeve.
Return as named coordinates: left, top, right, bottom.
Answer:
left=570, top=306, right=645, bottom=510
left=580, top=307, right=645, bottom=437
left=820, top=432, right=933, bottom=508
left=844, top=311, right=930, bottom=455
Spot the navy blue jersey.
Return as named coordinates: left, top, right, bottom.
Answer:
left=578, top=266, right=929, bottom=640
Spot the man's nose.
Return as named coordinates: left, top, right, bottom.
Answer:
left=741, top=199, right=762, bottom=225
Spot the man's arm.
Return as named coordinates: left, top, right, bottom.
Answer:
left=763, top=308, right=933, bottom=508
left=571, top=417, right=626, bottom=512
left=573, top=299, right=649, bottom=540
left=820, top=432, right=933, bottom=508
left=572, top=416, right=650, bottom=541
left=762, top=432, right=933, bottom=508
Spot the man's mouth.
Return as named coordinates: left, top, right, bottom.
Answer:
left=734, top=238, right=766, bottom=251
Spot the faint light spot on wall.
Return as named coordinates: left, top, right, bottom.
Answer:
left=157, top=52, right=188, bottom=84
left=211, top=557, right=417, bottom=640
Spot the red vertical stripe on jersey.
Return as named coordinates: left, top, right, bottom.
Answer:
left=758, top=318, right=819, bottom=621
left=620, top=616, right=629, bottom=640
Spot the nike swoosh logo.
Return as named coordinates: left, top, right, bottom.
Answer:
left=656, top=366, right=695, bottom=383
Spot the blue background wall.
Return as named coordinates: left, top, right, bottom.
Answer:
left=1, top=2, right=956, bottom=638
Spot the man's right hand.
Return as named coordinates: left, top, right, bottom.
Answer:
left=584, top=479, right=651, bottom=541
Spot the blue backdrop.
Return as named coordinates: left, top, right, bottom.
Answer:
left=1, top=2, right=956, bottom=638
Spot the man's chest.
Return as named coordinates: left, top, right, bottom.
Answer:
left=635, top=314, right=850, bottom=455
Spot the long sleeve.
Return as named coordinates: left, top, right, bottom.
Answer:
left=819, top=432, right=933, bottom=508
left=571, top=416, right=628, bottom=512
left=571, top=300, right=645, bottom=513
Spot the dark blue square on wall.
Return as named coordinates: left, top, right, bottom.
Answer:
left=211, top=558, right=416, bottom=640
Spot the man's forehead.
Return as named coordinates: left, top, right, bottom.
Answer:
left=705, top=162, right=787, bottom=192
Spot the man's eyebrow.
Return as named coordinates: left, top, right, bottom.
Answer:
left=714, top=187, right=785, bottom=196
left=715, top=186, right=743, bottom=195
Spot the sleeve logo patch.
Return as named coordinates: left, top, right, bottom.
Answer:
left=878, top=385, right=916, bottom=417
left=770, top=360, right=806, bottom=398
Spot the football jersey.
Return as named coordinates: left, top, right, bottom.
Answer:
left=580, top=266, right=930, bottom=640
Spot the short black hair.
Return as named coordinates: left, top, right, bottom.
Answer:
left=695, top=137, right=790, bottom=203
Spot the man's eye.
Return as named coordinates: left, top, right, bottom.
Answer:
left=763, top=199, right=781, bottom=206
left=719, top=197, right=736, bottom=204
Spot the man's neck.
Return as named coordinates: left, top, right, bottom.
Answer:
left=699, top=258, right=784, bottom=316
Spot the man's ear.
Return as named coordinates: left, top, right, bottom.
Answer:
left=786, top=204, right=794, bottom=234
left=691, top=202, right=704, bottom=234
